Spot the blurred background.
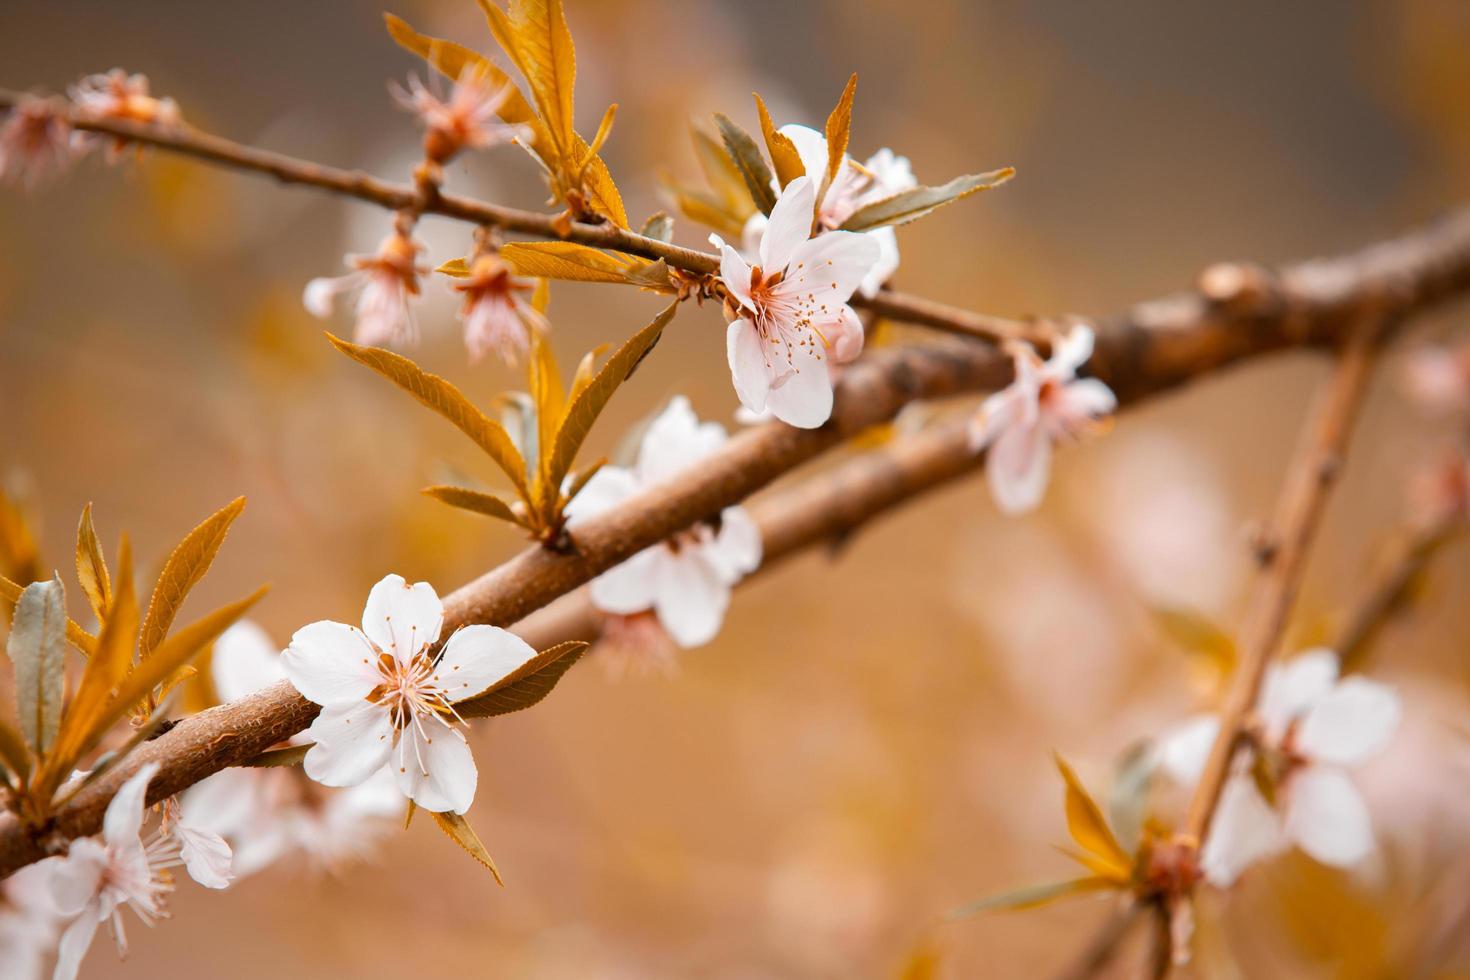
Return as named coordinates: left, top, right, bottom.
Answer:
left=3, top=0, right=1470, bottom=976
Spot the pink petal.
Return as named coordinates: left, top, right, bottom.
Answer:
left=761, top=175, right=817, bottom=271
left=764, top=344, right=834, bottom=429
left=727, top=318, right=773, bottom=416
left=433, top=625, right=538, bottom=703
left=361, top=574, right=444, bottom=664
left=985, top=421, right=1052, bottom=515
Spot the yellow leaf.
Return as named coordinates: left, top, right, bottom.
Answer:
left=139, top=497, right=245, bottom=660
left=755, top=93, right=805, bottom=188
left=582, top=103, right=617, bottom=165
left=0, top=574, right=96, bottom=656
left=819, top=74, right=858, bottom=210
left=431, top=810, right=505, bottom=885
left=422, top=486, right=526, bottom=528
left=329, top=334, right=530, bottom=498
left=577, top=149, right=629, bottom=227
left=0, top=718, right=30, bottom=783
left=0, top=487, right=42, bottom=589
left=435, top=257, right=472, bottom=278
left=1054, top=754, right=1134, bottom=883
left=567, top=345, right=606, bottom=405
left=500, top=241, right=640, bottom=285
left=692, top=128, right=756, bottom=218
left=948, top=876, right=1115, bottom=919
left=531, top=277, right=550, bottom=314
left=544, top=302, right=676, bottom=496
left=507, top=0, right=578, bottom=160
left=75, top=504, right=111, bottom=623
left=458, top=640, right=588, bottom=718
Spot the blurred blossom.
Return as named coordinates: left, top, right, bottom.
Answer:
left=0, top=96, right=75, bottom=189
left=303, top=231, right=425, bottom=348
left=1401, top=341, right=1470, bottom=416
left=283, top=573, right=538, bottom=814
left=594, top=611, right=679, bottom=679
left=764, top=820, right=889, bottom=973
left=713, top=175, right=878, bottom=428
left=567, top=396, right=762, bottom=648
left=968, top=325, right=1116, bottom=515
left=0, top=861, right=60, bottom=980
left=1407, top=446, right=1470, bottom=529
left=68, top=69, right=180, bottom=165
left=391, top=70, right=528, bottom=166
left=182, top=621, right=404, bottom=877
left=451, top=253, right=547, bottom=365
left=1159, top=650, right=1401, bottom=885
left=739, top=124, right=917, bottom=297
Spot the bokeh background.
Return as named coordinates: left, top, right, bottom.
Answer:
left=3, top=0, right=1470, bottom=976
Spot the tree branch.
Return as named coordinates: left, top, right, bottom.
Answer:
left=1179, top=316, right=1382, bottom=848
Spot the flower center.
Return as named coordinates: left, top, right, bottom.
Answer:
left=745, top=263, right=831, bottom=373
left=365, top=648, right=457, bottom=731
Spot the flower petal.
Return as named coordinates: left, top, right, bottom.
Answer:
left=283, top=621, right=381, bottom=706
left=1259, top=648, right=1339, bottom=736
left=761, top=174, right=816, bottom=271
left=590, top=546, right=665, bottom=616
left=1284, top=765, right=1375, bottom=867
left=764, top=344, right=834, bottom=429
left=727, top=318, right=773, bottom=415
left=433, top=625, right=538, bottom=702
left=635, top=396, right=728, bottom=487
left=394, top=714, right=476, bottom=814
left=103, top=762, right=158, bottom=848
left=49, top=838, right=107, bottom=918
left=777, top=124, right=829, bottom=183
left=780, top=228, right=881, bottom=313
left=1156, top=715, right=1221, bottom=786
left=303, top=700, right=394, bottom=788
left=1295, top=677, right=1401, bottom=767
left=857, top=226, right=900, bottom=298
left=713, top=236, right=754, bottom=312
left=52, top=905, right=101, bottom=980
left=1057, top=378, right=1117, bottom=421
left=986, top=420, right=1052, bottom=515
left=709, top=506, right=763, bottom=580
left=828, top=306, right=865, bottom=365
left=361, top=574, right=444, bottom=663
left=1047, top=325, right=1095, bottom=379
left=176, top=822, right=234, bottom=889
left=210, top=619, right=285, bottom=703
left=654, top=549, right=731, bottom=648
left=1200, top=775, right=1285, bottom=887
left=564, top=465, right=639, bottom=524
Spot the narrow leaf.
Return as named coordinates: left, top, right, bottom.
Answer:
left=0, top=717, right=31, bottom=782
left=819, top=74, right=858, bottom=208
left=640, top=212, right=674, bottom=243
left=457, top=640, right=588, bottom=718
left=501, top=241, right=639, bottom=284
left=1055, top=754, right=1133, bottom=882
left=583, top=103, right=617, bottom=163
left=436, top=257, right=472, bottom=278
left=10, top=576, right=66, bottom=757
left=573, top=143, right=629, bottom=227
left=431, top=810, right=505, bottom=885
left=240, top=744, right=311, bottom=768
left=503, top=0, right=577, bottom=159
left=837, top=168, right=1015, bottom=232
left=1150, top=604, right=1236, bottom=680
left=75, top=504, right=111, bottom=622
left=0, top=574, right=95, bottom=655
left=329, top=334, right=529, bottom=498
left=53, top=690, right=179, bottom=809
left=692, top=128, right=757, bottom=218
left=544, top=303, right=676, bottom=494
left=755, top=93, right=806, bottom=188
left=0, top=488, right=42, bottom=590
left=948, top=877, right=1114, bottom=919
left=139, top=497, right=246, bottom=659
left=422, top=486, right=526, bottom=528
left=529, top=334, right=567, bottom=477
left=713, top=113, right=778, bottom=214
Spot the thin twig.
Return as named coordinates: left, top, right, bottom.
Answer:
left=1051, top=901, right=1144, bottom=980
left=1179, top=316, right=1383, bottom=849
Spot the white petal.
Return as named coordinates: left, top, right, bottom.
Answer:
left=302, top=276, right=347, bottom=318
left=857, top=226, right=900, bottom=298
left=709, top=506, right=763, bottom=579
left=828, top=306, right=865, bottom=364
left=761, top=175, right=816, bottom=271
left=1259, top=648, right=1339, bottom=736
left=1200, top=775, right=1285, bottom=887
left=338, top=766, right=406, bottom=820
left=967, top=387, right=1023, bottom=452
left=590, top=547, right=665, bottom=615
left=985, top=421, right=1052, bottom=515
left=714, top=238, right=754, bottom=312
left=1156, top=715, right=1221, bottom=785
left=1296, top=677, right=1401, bottom=767
left=635, top=396, right=728, bottom=487
left=210, top=620, right=285, bottom=703
left=654, top=549, right=731, bottom=648
left=765, top=344, right=834, bottom=429
left=52, top=907, right=101, bottom=980
left=727, top=318, right=773, bottom=415
left=361, top=574, right=444, bottom=663
left=777, top=124, right=828, bottom=182
left=738, top=213, right=766, bottom=262
left=433, top=625, right=538, bottom=702
left=780, top=228, right=881, bottom=312
left=49, top=838, right=107, bottom=918
left=1284, top=765, right=1375, bottom=867
left=1047, top=325, right=1095, bottom=378
left=176, top=823, right=233, bottom=889
left=103, top=762, right=158, bottom=848
left=393, top=715, right=476, bottom=814
left=564, top=465, right=639, bottom=524
left=282, top=621, right=381, bottom=706
left=303, top=700, right=395, bottom=788
left=1057, top=378, right=1117, bottom=420
left=179, top=767, right=258, bottom=839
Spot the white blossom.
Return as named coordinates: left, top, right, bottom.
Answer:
left=566, top=396, right=762, bottom=647
left=968, top=326, right=1116, bottom=514
left=1159, top=649, right=1401, bottom=886
left=303, top=232, right=425, bottom=348
left=283, top=574, right=538, bottom=814
left=0, top=861, right=61, bottom=980
left=713, top=175, right=879, bottom=429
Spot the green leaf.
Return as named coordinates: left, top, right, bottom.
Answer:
left=754, top=93, right=805, bottom=189
left=838, top=168, right=1015, bottom=232
left=329, top=334, right=530, bottom=498
left=948, top=877, right=1114, bottom=919
left=9, top=576, right=67, bottom=757
left=139, top=497, right=246, bottom=659
left=1054, top=753, right=1133, bottom=883
left=640, top=212, right=674, bottom=243
left=431, top=810, right=504, bottom=885
left=543, top=302, right=676, bottom=494
left=457, top=640, right=588, bottom=718
left=713, top=113, right=777, bottom=215
left=75, top=504, right=111, bottom=623
left=422, top=486, right=526, bottom=528
left=240, top=744, right=311, bottom=768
